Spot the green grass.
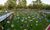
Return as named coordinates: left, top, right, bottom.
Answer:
left=1, top=10, right=50, bottom=30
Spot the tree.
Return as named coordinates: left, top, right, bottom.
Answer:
left=17, top=0, right=26, bottom=8
left=0, top=5, right=5, bottom=10
left=32, top=0, right=43, bottom=9
left=7, top=0, right=16, bottom=10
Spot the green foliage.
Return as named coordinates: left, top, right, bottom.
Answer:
left=16, top=0, right=26, bottom=8
left=46, top=14, right=50, bottom=20
left=0, top=5, right=5, bottom=10
left=27, top=4, right=44, bottom=9
left=45, top=5, right=50, bottom=10
left=7, top=0, right=16, bottom=10
left=1, top=10, right=49, bottom=30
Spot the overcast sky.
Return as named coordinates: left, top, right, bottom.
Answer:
left=41, top=0, right=50, bottom=5
left=0, top=0, right=7, bottom=5
left=0, top=0, right=50, bottom=5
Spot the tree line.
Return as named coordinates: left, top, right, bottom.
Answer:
left=0, top=0, right=50, bottom=10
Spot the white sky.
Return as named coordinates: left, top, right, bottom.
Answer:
left=26, top=0, right=36, bottom=6
left=41, top=0, right=50, bottom=5
left=26, top=0, right=33, bottom=5
left=0, top=0, right=50, bottom=5
left=0, top=0, right=8, bottom=5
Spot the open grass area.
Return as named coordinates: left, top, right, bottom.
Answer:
left=1, top=9, right=50, bottom=30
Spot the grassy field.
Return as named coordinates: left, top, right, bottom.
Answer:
left=1, top=9, right=50, bottom=30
